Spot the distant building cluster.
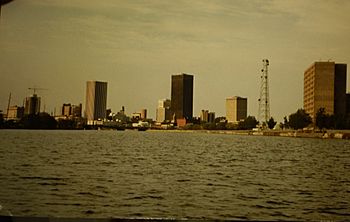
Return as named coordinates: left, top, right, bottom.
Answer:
left=2, top=60, right=349, bottom=130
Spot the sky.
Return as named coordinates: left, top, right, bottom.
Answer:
left=1, top=0, right=350, bottom=121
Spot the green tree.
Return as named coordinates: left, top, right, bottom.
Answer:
left=267, top=117, right=277, bottom=129
left=20, top=113, right=57, bottom=129
left=288, top=109, right=312, bottom=130
left=239, top=116, right=258, bottom=130
left=57, top=119, right=76, bottom=129
left=283, top=116, right=289, bottom=129
left=315, top=108, right=328, bottom=130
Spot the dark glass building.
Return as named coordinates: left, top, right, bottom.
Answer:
left=171, top=73, right=194, bottom=120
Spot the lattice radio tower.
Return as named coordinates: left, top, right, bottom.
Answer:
left=258, top=59, right=270, bottom=125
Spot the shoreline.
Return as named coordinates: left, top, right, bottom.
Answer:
left=148, top=129, right=350, bottom=140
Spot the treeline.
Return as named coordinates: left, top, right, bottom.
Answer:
left=281, top=108, right=350, bottom=130
left=0, top=113, right=84, bottom=129
left=183, top=116, right=276, bottom=130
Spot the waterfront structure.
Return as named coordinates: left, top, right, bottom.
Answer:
left=24, top=94, right=41, bottom=115
left=304, top=62, right=347, bottom=121
left=7, top=105, right=24, bottom=120
left=132, top=112, right=142, bottom=120
left=85, top=81, right=108, bottom=125
left=226, top=96, right=247, bottom=123
left=156, top=99, right=171, bottom=123
left=171, top=73, right=194, bottom=120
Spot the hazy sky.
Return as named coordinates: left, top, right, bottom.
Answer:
left=1, top=0, right=350, bottom=121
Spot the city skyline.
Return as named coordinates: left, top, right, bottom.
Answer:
left=1, top=1, right=350, bottom=121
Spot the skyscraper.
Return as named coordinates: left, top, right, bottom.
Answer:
left=24, top=94, right=41, bottom=115
left=85, top=81, right=107, bottom=124
left=304, top=62, right=347, bottom=121
left=171, top=73, right=194, bottom=120
left=226, top=96, right=247, bottom=123
left=156, top=99, right=171, bottom=123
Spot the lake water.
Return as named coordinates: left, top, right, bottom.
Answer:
left=0, top=130, right=349, bottom=220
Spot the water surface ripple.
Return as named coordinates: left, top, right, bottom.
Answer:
left=0, top=130, right=349, bottom=220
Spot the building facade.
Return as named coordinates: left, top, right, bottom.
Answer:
left=156, top=99, right=171, bottom=123
left=208, top=112, right=215, bottom=123
left=7, top=105, right=24, bottom=120
left=171, top=73, right=194, bottom=120
left=140, top=109, right=147, bottom=120
left=85, top=81, right=108, bottom=124
left=61, top=103, right=82, bottom=118
left=226, top=96, right=247, bottom=123
left=303, top=62, right=347, bottom=121
left=200, top=110, right=215, bottom=123
left=24, top=94, right=41, bottom=115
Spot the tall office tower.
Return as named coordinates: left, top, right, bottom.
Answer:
left=156, top=99, right=171, bottom=123
left=24, top=94, right=41, bottom=115
left=85, top=81, right=108, bottom=124
left=226, top=96, right=247, bottom=123
left=304, top=62, right=347, bottom=121
left=171, top=73, right=194, bottom=120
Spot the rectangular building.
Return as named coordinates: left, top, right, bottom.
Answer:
left=200, top=110, right=215, bottom=123
left=7, top=105, right=24, bottom=120
left=226, top=96, right=247, bottom=123
left=304, top=62, right=347, bottom=121
left=156, top=99, right=171, bottom=123
left=61, top=103, right=82, bottom=118
left=171, top=73, right=194, bottom=120
left=85, top=81, right=107, bottom=124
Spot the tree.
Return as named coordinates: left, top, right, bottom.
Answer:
left=267, top=117, right=277, bottom=129
left=239, top=116, right=258, bottom=130
left=315, top=108, right=328, bottom=130
left=288, top=109, right=312, bottom=130
left=20, top=113, right=57, bottom=129
left=0, top=112, right=3, bottom=128
left=283, top=116, right=289, bottom=129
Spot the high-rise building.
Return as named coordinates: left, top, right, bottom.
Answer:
left=156, top=99, right=171, bottom=123
left=85, top=81, right=107, bottom=124
left=171, top=73, right=194, bottom=120
left=24, top=94, right=41, bottom=115
left=304, top=62, right=347, bottom=121
left=226, top=96, right=247, bottom=123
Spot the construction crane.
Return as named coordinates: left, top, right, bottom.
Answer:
left=28, top=87, right=47, bottom=95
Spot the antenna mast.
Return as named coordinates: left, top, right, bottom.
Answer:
left=258, top=59, right=270, bottom=125
left=6, top=92, right=11, bottom=120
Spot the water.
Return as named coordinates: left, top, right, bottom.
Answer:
left=0, top=130, right=349, bottom=220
